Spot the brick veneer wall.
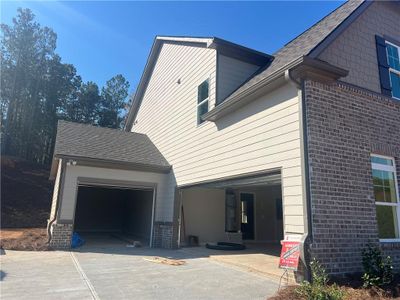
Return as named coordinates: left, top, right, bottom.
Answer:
left=304, top=80, right=400, bottom=274
left=152, top=221, right=176, bottom=249
left=49, top=223, right=73, bottom=249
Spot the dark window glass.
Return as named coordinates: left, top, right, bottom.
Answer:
left=198, top=80, right=209, bottom=104
left=390, top=71, right=400, bottom=99
left=197, top=101, right=208, bottom=124
left=376, top=206, right=398, bottom=239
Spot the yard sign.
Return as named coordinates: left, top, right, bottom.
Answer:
left=279, top=240, right=300, bottom=271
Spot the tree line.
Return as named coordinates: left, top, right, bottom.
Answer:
left=1, top=8, right=131, bottom=166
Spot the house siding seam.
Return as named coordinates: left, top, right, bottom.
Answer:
left=304, top=80, right=400, bottom=274
left=318, top=1, right=400, bottom=94
left=132, top=41, right=305, bottom=235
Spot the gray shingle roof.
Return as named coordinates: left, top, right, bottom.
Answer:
left=54, top=121, right=170, bottom=171
left=223, top=0, right=365, bottom=102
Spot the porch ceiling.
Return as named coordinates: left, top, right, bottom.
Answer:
left=184, top=171, right=281, bottom=189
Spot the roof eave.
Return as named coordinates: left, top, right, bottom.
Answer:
left=203, top=56, right=348, bottom=122
left=55, top=154, right=172, bottom=174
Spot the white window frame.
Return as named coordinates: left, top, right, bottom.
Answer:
left=386, top=41, right=400, bottom=100
left=371, top=154, right=400, bottom=242
left=197, top=79, right=209, bottom=125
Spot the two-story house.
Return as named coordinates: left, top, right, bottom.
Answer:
left=48, top=0, right=400, bottom=277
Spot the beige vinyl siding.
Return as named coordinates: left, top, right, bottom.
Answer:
left=216, top=54, right=259, bottom=103
left=58, top=165, right=174, bottom=222
left=49, top=159, right=62, bottom=220
left=133, top=42, right=304, bottom=234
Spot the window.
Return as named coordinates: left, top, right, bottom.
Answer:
left=371, top=155, right=400, bottom=241
left=197, top=80, right=209, bottom=125
left=386, top=42, right=400, bottom=99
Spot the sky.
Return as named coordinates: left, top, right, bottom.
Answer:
left=1, top=1, right=343, bottom=94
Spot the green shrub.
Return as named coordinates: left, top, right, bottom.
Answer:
left=295, top=259, right=344, bottom=300
left=362, top=244, right=393, bottom=288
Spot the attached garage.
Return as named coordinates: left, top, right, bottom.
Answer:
left=74, top=185, right=155, bottom=246
left=48, top=121, right=173, bottom=249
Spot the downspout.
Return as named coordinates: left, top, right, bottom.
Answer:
left=47, top=159, right=66, bottom=245
left=177, top=189, right=183, bottom=248
left=285, top=70, right=313, bottom=282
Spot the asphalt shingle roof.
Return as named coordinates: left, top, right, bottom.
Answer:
left=54, top=121, right=170, bottom=170
left=223, top=0, right=364, bottom=102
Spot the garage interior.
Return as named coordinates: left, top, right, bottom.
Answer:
left=179, top=172, right=283, bottom=246
left=73, top=185, right=154, bottom=246
left=178, top=171, right=287, bottom=281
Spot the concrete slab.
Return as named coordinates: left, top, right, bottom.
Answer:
left=0, top=243, right=279, bottom=300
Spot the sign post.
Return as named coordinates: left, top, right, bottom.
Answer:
left=278, top=238, right=301, bottom=288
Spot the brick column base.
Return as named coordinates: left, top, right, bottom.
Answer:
left=153, top=222, right=175, bottom=248
left=49, top=223, right=73, bottom=249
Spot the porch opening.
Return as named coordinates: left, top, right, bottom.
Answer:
left=178, top=171, right=286, bottom=280
left=73, top=185, right=154, bottom=247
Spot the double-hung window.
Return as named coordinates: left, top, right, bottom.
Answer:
left=386, top=42, right=400, bottom=99
left=197, top=79, right=209, bottom=125
left=371, top=155, right=400, bottom=241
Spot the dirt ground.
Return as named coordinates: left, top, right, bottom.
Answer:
left=0, top=228, right=49, bottom=251
left=1, top=156, right=52, bottom=228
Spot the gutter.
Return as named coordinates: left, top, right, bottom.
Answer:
left=47, top=159, right=66, bottom=245
left=285, top=69, right=313, bottom=281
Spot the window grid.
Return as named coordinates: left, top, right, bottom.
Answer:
left=197, top=79, right=209, bottom=125
left=371, top=154, right=400, bottom=242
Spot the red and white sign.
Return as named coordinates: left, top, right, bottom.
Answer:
left=279, top=240, right=300, bottom=271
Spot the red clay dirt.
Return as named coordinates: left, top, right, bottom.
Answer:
left=0, top=228, right=49, bottom=251
left=1, top=156, right=52, bottom=251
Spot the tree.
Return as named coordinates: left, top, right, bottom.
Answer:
left=98, top=75, right=130, bottom=129
left=1, top=8, right=130, bottom=166
left=1, top=8, right=57, bottom=160
left=63, top=81, right=101, bottom=125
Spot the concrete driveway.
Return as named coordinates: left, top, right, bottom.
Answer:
left=1, top=242, right=279, bottom=300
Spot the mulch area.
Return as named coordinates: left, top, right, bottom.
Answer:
left=269, top=277, right=400, bottom=300
left=0, top=228, right=49, bottom=251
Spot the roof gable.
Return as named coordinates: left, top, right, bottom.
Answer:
left=124, top=36, right=272, bottom=130
left=125, top=0, right=371, bottom=128
left=221, top=0, right=368, bottom=104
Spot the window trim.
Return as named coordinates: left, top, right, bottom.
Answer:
left=385, top=41, right=400, bottom=100
left=197, top=79, right=209, bottom=125
left=371, top=154, right=400, bottom=243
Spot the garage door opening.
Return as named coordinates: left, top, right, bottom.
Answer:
left=73, top=185, right=154, bottom=247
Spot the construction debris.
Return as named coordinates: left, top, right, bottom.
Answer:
left=143, top=256, right=186, bottom=266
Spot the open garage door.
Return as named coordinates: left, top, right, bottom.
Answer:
left=73, top=185, right=155, bottom=246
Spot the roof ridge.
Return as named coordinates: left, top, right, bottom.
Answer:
left=276, top=0, right=353, bottom=54
left=58, top=120, right=148, bottom=137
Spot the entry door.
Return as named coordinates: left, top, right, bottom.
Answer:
left=240, top=193, right=255, bottom=240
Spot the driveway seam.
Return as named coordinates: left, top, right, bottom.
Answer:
left=70, top=252, right=100, bottom=300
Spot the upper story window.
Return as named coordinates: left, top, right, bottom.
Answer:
left=197, top=79, right=209, bottom=125
left=371, top=154, right=400, bottom=241
left=386, top=42, right=400, bottom=100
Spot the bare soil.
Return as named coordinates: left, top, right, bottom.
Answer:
left=0, top=228, right=49, bottom=251
left=1, top=156, right=52, bottom=228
